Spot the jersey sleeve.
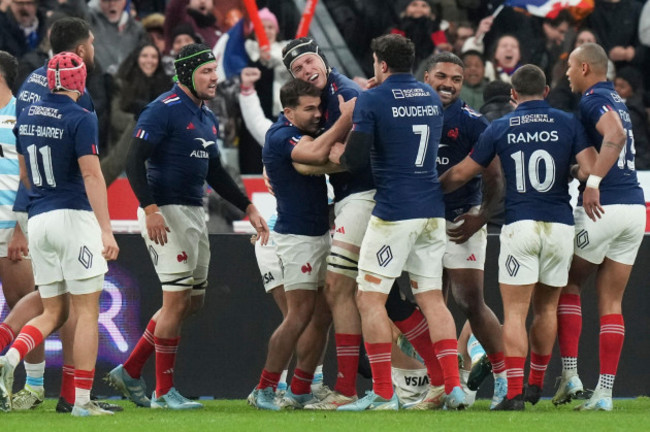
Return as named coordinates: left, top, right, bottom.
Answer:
left=351, top=92, right=375, bottom=136
left=580, top=93, right=613, bottom=130
left=469, top=124, right=497, bottom=167
left=571, top=116, right=592, bottom=156
left=338, top=86, right=360, bottom=102
left=74, top=112, right=100, bottom=157
left=132, top=102, right=169, bottom=147
left=207, top=111, right=221, bottom=159
left=272, top=127, right=304, bottom=161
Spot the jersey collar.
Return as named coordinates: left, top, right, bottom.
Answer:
left=173, top=83, right=202, bottom=116
left=515, top=99, right=549, bottom=111
left=584, top=80, right=613, bottom=96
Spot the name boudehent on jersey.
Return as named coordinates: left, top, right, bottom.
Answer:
left=391, top=105, right=440, bottom=118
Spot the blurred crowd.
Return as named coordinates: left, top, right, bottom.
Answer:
left=1, top=0, right=649, bottom=188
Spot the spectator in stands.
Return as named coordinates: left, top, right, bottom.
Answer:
left=459, top=50, right=486, bottom=110
left=88, top=0, right=145, bottom=75
left=586, top=0, right=644, bottom=71
left=390, top=0, right=452, bottom=72
left=0, top=0, right=47, bottom=58
left=451, top=21, right=475, bottom=55
left=614, top=66, right=650, bottom=170
left=164, top=0, right=221, bottom=51
left=162, top=23, right=201, bottom=77
left=141, top=12, right=166, bottom=54
left=485, top=34, right=521, bottom=84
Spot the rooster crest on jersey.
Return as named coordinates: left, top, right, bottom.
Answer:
left=47, top=52, right=86, bottom=96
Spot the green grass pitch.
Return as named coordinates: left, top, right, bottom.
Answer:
left=2, top=398, right=650, bottom=432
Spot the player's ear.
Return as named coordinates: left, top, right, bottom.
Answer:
left=284, top=106, right=295, bottom=124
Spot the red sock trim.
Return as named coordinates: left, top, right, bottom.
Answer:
left=290, top=368, right=314, bottom=395
left=154, top=336, right=180, bottom=397
left=11, top=325, right=44, bottom=361
left=365, top=342, right=393, bottom=399
left=124, top=319, right=157, bottom=379
left=258, top=369, right=281, bottom=391
left=557, top=294, right=582, bottom=358
left=506, top=356, right=526, bottom=399
left=334, top=333, right=361, bottom=396
left=0, top=323, right=15, bottom=350
left=74, top=369, right=95, bottom=391
left=487, top=352, right=506, bottom=374
left=394, top=310, right=442, bottom=386
left=599, top=314, right=624, bottom=376
left=433, top=339, right=460, bottom=393
left=528, top=352, right=552, bottom=388
left=61, top=364, right=76, bottom=404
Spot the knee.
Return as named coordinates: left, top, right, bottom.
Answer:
left=186, top=294, right=205, bottom=317
left=325, top=273, right=355, bottom=302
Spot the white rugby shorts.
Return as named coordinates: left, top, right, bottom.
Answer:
left=498, top=220, right=574, bottom=287
left=357, top=216, right=446, bottom=294
left=254, top=232, right=284, bottom=292
left=274, top=231, right=330, bottom=291
left=138, top=205, right=210, bottom=277
left=444, top=207, right=487, bottom=270
left=574, top=204, right=645, bottom=266
left=28, top=209, right=107, bottom=286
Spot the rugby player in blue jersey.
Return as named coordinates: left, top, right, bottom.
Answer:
left=281, top=38, right=372, bottom=409
left=107, top=44, right=268, bottom=410
left=440, top=64, right=597, bottom=410
left=0, top=52, right=119, bottom=416
left=553, top=43, right=646, bottom=411
left=334, top=34, right=465, bottom=411
left=422, top=52, right=506, bottom=409
left=250, top=78, right=356, bottom=411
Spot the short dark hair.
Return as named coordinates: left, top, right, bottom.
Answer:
left=50, top=17, right=91, bottom=54
left=0, top=51, right=18, bottom=90
left=460, top=50, right=484, bottom=65
left=371, top=34, right=414, bottom=73
left=280, top=79, right=321, bottom=109
left=511, top=64, right=546, bottom=96
left=424, top=51, right=465, bottom=73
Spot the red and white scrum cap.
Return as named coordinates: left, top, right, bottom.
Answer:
left=47, top=52, right=86, bottom=96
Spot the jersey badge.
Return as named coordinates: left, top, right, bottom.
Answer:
left=447, top=128, right=459, bottom=140
left=195, top=137, right=215, bottom=148
left=162, top=94, right=181, bottom=105
left=134, top=128, right=149, bottom=140
left=301, top=262, right=313, bottom=274
left=177, top=251, right=188, bottom=263
left=186, top=122, right=195, bottom=130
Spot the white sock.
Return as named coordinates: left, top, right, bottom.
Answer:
left=24, top=361, right=45, bottom=392
left=75, top=387, right=91, bottom=406
left=6, top=348, right=21, bottom=368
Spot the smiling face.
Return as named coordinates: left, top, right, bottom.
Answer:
left=405, top=0, right=432, bottom=19
left=192, top=62, right=218, bottom=100
left=462, top=54, right=484, bottom=86
left=290, top=53, right=328, bottom=90
left=285, top=95, right=322, bottom=135
left=494, top=36, right=520, bottom=69
left=138, top=45, right=159, bottom=77
left=188, top=0, right=213, bottom=15
left=10, top=0, right=37, bottom=27
left=425, top=61, right=464, bottom=107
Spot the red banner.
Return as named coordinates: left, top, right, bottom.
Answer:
left=295, top=0, right=319, bottom=38
left=242, top=0, right=270, bottom=52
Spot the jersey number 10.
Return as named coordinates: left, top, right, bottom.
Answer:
left=511, top=149, right=556, bottom=193
left=26, top=144, right=57, bottom=187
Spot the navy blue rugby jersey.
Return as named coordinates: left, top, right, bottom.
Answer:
left=321, top=69, right=374, bottom=202
left=134, top=84, right=219, bottom=207
left=578, top=81, right=644, bottom=206
left=14, top=64, right=96, bottom=212
left=471, top=100, right=591, bottom=225
left=262, top=114, right=329, bottom=236
left=437, top=98, right=488, bottom=221
left=353, top=74, right=445, bottom=221
left=15, top=93, right=98, bottom=217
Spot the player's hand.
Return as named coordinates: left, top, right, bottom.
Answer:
left=247, top=204, right=269, bottom=246
left=101, top=231, right=120, bottom=261
left=583, top=187, right=604, bottom=221
left=448, top=213, right=487, bottom=244
left=7, top=227, right=28, bottom=261
left=338, top=95, right=357, bottom=124
left=329, top=142, right=346, bottom=165
left=262, top=166, right=274, bottom=196
left=241, top=67, right=262, bottom=89
left=366, top=77, right=379, bottom=89
left=146, top=212, right=171, bottom=245
left=353, top=76, right=368, bottom=88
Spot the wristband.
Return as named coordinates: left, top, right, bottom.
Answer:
left=146, top=211, right=162, bottom=216
left=586, top=175, right=602, bottom=189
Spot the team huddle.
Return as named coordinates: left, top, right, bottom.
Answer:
left=0, top=21, right=644, bottom=417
